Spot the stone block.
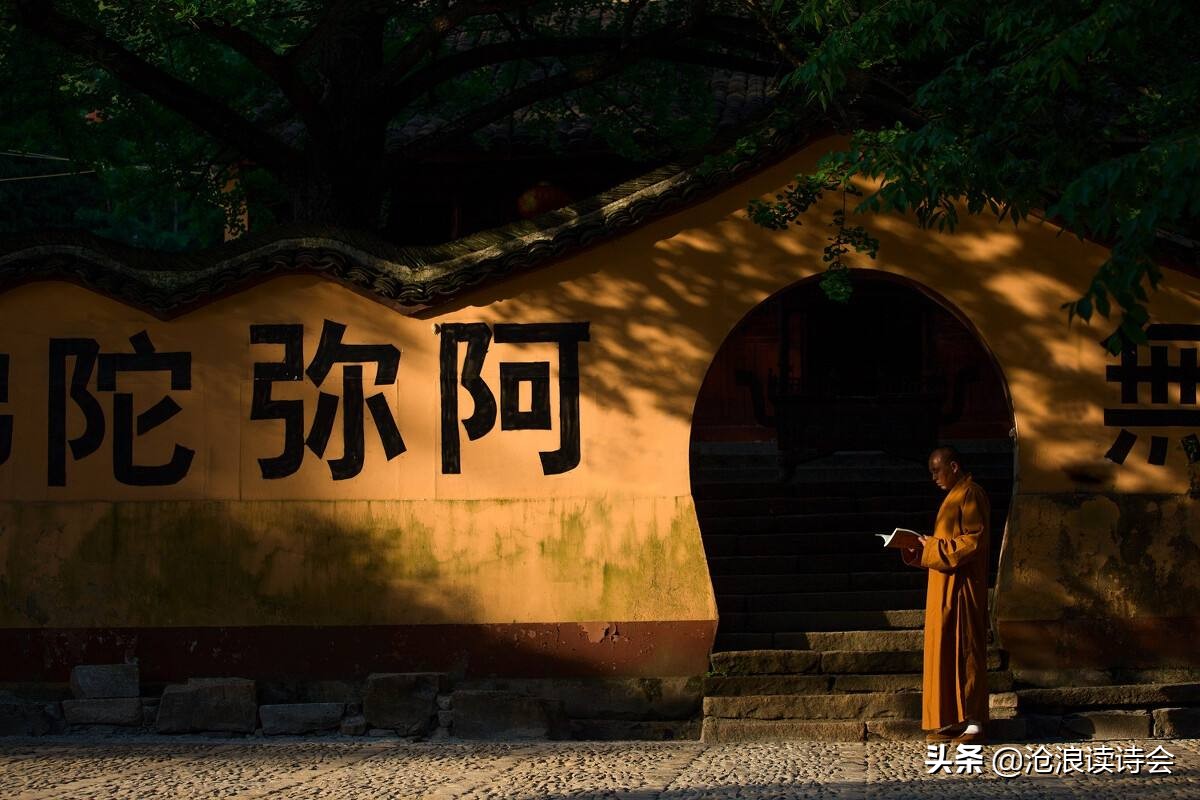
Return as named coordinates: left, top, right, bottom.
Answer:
left=1023, top=714, right=1063, bottom=740
left=777, top=630, right=922, bottom=652
left=0, top=693, right=54, bottom=736
left=1017, top=683, right=1200, bottom=711
left=710, top=650, right=820, bottom=675
left=260, top=703, right=344, bottom=735
left=704, top=692, right=920, bottom=721
left=819, top=650, right=923, bottom=674
left=69, top=664, right=139, bottom=699
left=990, top=692, right=1018, bottom=709
left=340, top=715, right=367, bottom=736
left=1152, top=707, right=1200, bottom=738
left=705, top=675, right=831, bottom=697
left=156, top=678, right=257, bottom=734
left=865, top=719, right=924, bottom=741
left=62, top=698, right=143, bottom=726
left=987, top=671, right=1015, bottom=692
left=451, top=690, right=565, bottom=739
left=258, top=679, right=363, bottom=706
left=987, top=718, right=1028, bottom=742
left=1061, top=710, right=1152, bottom=740
left=830, top=674, right=920, bottom=693
left=363, top=673, right=440, bottom=734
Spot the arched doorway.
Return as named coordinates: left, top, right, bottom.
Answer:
left=690, top=271, right=1015, bottom=652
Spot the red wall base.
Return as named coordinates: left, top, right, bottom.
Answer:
left=0, top=620, right=718, bottom=682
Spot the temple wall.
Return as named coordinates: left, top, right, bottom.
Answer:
left=1, top=135, right=1198, bottom=679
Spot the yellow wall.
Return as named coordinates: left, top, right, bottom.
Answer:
left=2, top=135, right=1199, bottom=671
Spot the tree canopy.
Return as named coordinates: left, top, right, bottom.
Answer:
left=746, top=0, right=1200, bottom=351
left=0, top=0, right=781, bottom=248
left=1, top=1, right=1197, bottom=349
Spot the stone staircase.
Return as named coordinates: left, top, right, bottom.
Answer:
left=692, top=443, right=1014, bottom=741
left=691, top=444, right=1011, bottom=653
left=690, top=443, right=1200, bottom=743
left=701, top=643, right=1013, bottom=742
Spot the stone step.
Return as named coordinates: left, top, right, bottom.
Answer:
left=707, top=554, right=905, bottom=575
left=692, top=480, right=958, bottom=500
left=705, top=671, right=1015, bottom=696
left=1014, top=683, right=1200, bottom=711
left=696, top=495, right=940, bottom=516
left=702, top=510, right=933, bottom=535
left=710, top=649, right=1007, bottom=675
left=704, top=532, right=921, bottom=557
left=705, top=673, right=913, bottom=696
left=779, top=630, right=924, bottom=651
left=716, top=587, right=994, bottom=614
left=1013, top=667, right=1200, bottom=688
left=718, top=609, right=926, bottom=634
left=703, top=715, right=1026, bottom=744
left=704, top=692, right=923, bottom=720
left=717, top=588, right=927, bottom=613
left=691, top=468, right=783, bottom=484
left=712, top=572, right=928, bottom=594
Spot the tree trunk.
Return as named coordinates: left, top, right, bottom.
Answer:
left=287, top=8, right=389, bottom=229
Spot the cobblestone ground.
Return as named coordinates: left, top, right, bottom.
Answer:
left=1, top=737, right=1197, bottom=799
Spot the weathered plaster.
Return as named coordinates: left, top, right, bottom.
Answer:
left=2, top=135, right=1200, bottom=676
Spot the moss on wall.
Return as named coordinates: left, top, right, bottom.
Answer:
left=0, top=496, right=714, bottom=628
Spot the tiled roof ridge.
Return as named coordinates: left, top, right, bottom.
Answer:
left=0, top=117, right=812, bottom=318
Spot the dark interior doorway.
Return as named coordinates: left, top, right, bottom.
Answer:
left=690, top=272, right=1015, bottom=651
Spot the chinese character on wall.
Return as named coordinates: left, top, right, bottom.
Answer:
left=438, top=322, right=589, bottom=475
left=1104, top=324, right=1200, bottom=466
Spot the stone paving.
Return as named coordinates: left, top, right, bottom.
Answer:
left=1, top=737, right=1198, bottom=799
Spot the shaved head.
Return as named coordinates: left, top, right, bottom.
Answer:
left=928, top=446, right=967, bottom=492
left=930, top=446, right=964, bottom=471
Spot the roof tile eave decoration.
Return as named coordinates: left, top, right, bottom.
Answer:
left=0, top=122, right=810, bottom=319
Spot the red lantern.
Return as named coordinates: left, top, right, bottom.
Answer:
left=517, top=181, right=570, bottom=219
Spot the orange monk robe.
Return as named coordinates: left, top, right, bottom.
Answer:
left=901, top=475, right=991, bottom=731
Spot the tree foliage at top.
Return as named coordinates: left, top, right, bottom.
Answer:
left=1, top=1, right=1196, bottom=349
left=0, top=0, right=779, bottom=248
left=745, top=0, right=1200, bottom=351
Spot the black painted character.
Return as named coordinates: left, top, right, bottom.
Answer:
left=49, top=331, right=194, bottom=486
left=1104, top=323, right=1200, bottom=466
left=0, top=353, right=10, bottom=465
left=250, top=320, right=405, bottom=480
left=438, top=321, right=589, bottom=475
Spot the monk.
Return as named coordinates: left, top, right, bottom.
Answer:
left=900, top=446, right=991, bottom=744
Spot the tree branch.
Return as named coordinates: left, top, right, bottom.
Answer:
left=383, top=34, right=783, bottom=111
left=381, top=0, right=540, bottom=86
left=13, top=0, right=301, bottom=176
left=380, top=36, right=626, bottom=109
left=388, top=17, right=711, bottom=169
left=661, top=44, right=784, bottom=76
left=740, top=0, right=804, bottom=68
left=195, top=18, right=328, bottom=143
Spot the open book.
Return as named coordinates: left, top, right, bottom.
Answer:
left=877, top=527, right=923, bottom=549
